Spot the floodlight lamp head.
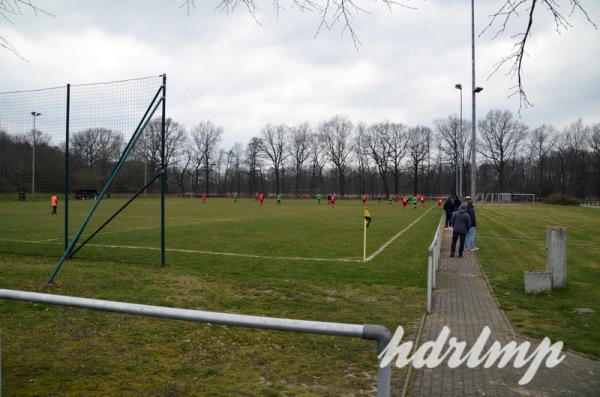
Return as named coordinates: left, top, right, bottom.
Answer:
left=454, top=84, right=462, bottom=90
left=474, top=87, right=483, bottom=93
left=31, top=112, right=41, bottom=116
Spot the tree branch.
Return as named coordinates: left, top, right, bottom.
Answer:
left=179, top=1, right=413, bottom=49
left=1, top=0, right=55, bottom=60
left=484, top=0, right=597, bottom=113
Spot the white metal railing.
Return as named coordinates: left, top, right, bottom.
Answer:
left=427, top=214, right=445, bottom=313
left=0, top=289, right=392, bottom=397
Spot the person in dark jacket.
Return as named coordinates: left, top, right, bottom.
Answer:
left=443, top=197, right=454, bottom=230
left=453, top=196, right=462, bottom=211
left=450, top=205, right=471, bottom=257
left=465, top=200, right=479, bottom=251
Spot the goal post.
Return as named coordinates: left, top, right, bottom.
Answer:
left=482, top=193, right=535, bottom=205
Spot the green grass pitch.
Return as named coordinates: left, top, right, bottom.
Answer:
left=1, top=197, right=598, bottom=395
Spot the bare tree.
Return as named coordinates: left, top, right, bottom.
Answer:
left=308, top=131, right=327, bottom=194
left=70, top=128, right=122, bottom=173
left=406, top=125, right=431, bottom=196
left=258, top=123, right=289, bottom=195
left=190, top=120, right=224, bottom=195
left=288, top=122, right=313, bottom=193
left=136, top=118, right=187, bottom=193
left=245, top=136, right=263, bottom=194
left=433, top=115, right=471, bottom=195
left=364, top=120, right=394, bottom=196
left=563, top=118, right=590, bottom=198
left=213, top=147, right=227, bottom=194
left=528, top=124, right=557, bottom=197
left=387, top=122, right=409, bottom=195
left=319, top=115, right=354, bottom=196
left=477, top=109, right=529, bottom=191
left=172, top=142, right=194, bottom=194
left=228, top=142, right=244, bottom=195
left=353, top=122, right=372, bottom=195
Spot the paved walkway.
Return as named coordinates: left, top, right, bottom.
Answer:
left=406, top=229, right=600, bottom=397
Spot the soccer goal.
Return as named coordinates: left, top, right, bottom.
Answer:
left=483, top=193, right=536, bottom=205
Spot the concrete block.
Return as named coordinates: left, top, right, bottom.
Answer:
left=524, top=271, right=552, bottom=294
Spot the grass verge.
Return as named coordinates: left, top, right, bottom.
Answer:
left=475, top=203, right=600, bottom=358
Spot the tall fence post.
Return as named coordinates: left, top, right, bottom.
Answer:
left=546, top=226, right=567, bottom=288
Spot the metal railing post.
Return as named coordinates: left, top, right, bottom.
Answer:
left=427, top=215, right=445, bottom=313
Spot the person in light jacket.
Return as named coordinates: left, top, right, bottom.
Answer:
left=465, top=201, right=479, bottom=251
left=450, top=205, right=471, bottom=258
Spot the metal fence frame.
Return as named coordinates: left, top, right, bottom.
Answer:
left=0, top=289, right=392, bottom=396
left=580, top=201, right=600, bottom=208
left=427, top=214, right=444, bottom=313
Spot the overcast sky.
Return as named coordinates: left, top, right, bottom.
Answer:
left=2, top=0, right=599, bottom=148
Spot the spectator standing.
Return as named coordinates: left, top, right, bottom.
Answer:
left=450, top=205, right=471, bottom=258
left=453, top=196, right=462, bottom=211
left=465, top=200, right=479, bottom=251
left=443, top=196, right=454, bottom=230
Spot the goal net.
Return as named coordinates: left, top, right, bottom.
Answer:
left=483, top=193, right=536, bottom=205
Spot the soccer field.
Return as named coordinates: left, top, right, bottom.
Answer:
left=0, top=196, right=441, bottom=395
left=0, top=195, right=441, bottom=266
left=1, top=199, right=599, bottom=394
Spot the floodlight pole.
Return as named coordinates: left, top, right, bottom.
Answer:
left=471, top=0, right=481, bottom=201
left=454, top=84, right=463, bottom=198
left=31, top=112, right=42, bottom=197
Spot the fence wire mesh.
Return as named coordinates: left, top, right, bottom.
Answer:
left=0, top=75, right=165, bottom=263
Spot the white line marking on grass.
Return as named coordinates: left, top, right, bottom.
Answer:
left=0, top=239, right=55, bottom=245
left=85, top=243, right=362, bottom=263
left=365, top=206, right=436, bottom=262
left=0, top=238, right=360, bottom=263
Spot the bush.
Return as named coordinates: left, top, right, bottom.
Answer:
left=544, top=194, right=580, bottom=205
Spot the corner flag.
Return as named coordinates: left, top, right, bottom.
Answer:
left=364, top=207, right=372, bottom=228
